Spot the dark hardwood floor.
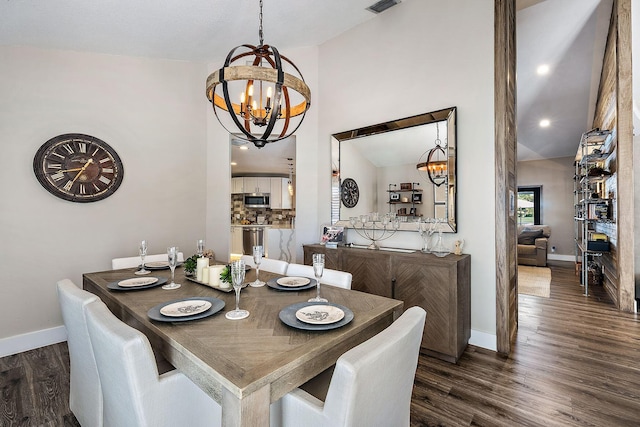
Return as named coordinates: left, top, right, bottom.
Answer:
left=2, top=262, right=638, bottom=426
left=411, top=261, right=640, bottom=426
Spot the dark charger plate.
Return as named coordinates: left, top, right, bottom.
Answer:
left=279, top=302, right=354, bottom=331
left=107, top=277, right=167, bottom=291
left=266, top=277, right=316, bottom=291
left=148, top=297, right=225, bottom=322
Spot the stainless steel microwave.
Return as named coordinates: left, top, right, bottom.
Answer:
left=244, top=193, right=270, bottom=208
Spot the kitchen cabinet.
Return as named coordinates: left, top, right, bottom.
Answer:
left=268, top=177, right=293, bottom=209
left=231, top=177, right=244, bottom=194
left=303, top=244, right=470, bottom=363
left=281, top=178, right=293, bottom=209
left=243, top=177, right=271, bottom=194
left=270, top=178, right=282, bottom=209
left=230, top=227, right=244, bottom=255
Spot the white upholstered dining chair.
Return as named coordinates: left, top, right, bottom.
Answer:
left=111, top=252, right=184, bottom=270
left=241, top=254, right=289, bottom=275
left=271, top=306, right=426, bottom=427
left=56, top=279, right=103, bottom=427
left=85, top=300, right=221, bottom=427
left=285, top=263, right=353, bottom=290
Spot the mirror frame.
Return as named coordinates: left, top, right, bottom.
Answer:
left=331, top=106, right=457, bottom=232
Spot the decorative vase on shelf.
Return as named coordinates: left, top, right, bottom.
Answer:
left=431, top=231, right=450, bottom=258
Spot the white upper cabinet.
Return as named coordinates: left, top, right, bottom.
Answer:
left=243, top=177, right=271, bottom=194
left=231, top=177, right=244, bottom=194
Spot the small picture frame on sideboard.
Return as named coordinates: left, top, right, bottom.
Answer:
left=320, top=224, right=344, bottom=246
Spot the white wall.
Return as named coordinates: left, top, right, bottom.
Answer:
left=0, top=46, right=207, bottom=353
left=317, top=0, right=497, bottom=345
left=340, top=140, right=378, bottom=217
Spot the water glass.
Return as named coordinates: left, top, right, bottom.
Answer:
left=135, top=240, right=150, bottom=275
left=162, top=246, right=181, bottom=290
left=196, top=239, right=205, bottom=257
left=309, top=253, right=328, bottom=302
left=226, top=260, right=250, bottom=319
left=250, top=245, right=265, bottom=287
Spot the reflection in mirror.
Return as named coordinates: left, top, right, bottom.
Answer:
left=331, top=107, right=456, bottom=232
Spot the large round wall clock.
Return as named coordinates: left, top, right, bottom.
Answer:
left=341, top=177, right=359, bottom=208
left=33, top=133, right=124, bottom=203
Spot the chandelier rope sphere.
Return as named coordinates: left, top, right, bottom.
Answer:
left=206, top=0, right=311, bottom=148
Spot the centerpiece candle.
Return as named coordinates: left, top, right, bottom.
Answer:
left=196, top=257, right=209, bottom=281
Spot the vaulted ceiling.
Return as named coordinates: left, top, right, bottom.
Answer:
left=0, top=0, right=613, bottom=166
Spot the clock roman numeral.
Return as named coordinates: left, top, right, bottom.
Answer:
left=51, top=172, right=65, bottom=182
left=47, top=163, right=62, bottom=169
left=51, top=152, right=65, bottom=160
left=63, top=180, right=73, bottom=191
left=98, top=176, right=111, bottom=185
left=92, top=147, right=100, bottom=156
left=78, top=142, right=87, bottom=153
left=79, top=184, right=86, bottom=195
left=99, top=157, right=111, bottom=164
left=63, top=144, right=74, bottom=154
left=102, top=168, right=114, bottom=174
left=93, top=183, right=101, bottom=192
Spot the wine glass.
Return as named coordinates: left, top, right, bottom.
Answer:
left=250, top=245, right=265, bottom=287
left=309, top=253, right=328, bottom=303
left=162, top=246, right=181, bottom=290
left=196, top=239, right=205, bottom=257
left=226, top=260, right=250, bottom=320
left=135, top=240, right=150, bottom=275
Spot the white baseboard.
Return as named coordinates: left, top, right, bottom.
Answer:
left=0, top=326, right=67, bottom=358
left=469, top=329, right=497, bottom=351
left=548, top=253, right=575, bottom=262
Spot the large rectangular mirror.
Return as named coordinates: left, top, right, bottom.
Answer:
left=331, top=106, right=457, bottom=232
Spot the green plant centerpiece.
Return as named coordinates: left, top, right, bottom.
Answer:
left=220, top=265, right=232, bottom=285
left=183, top=255, right=198, bottom=276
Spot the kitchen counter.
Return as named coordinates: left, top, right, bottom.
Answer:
left=231, top=224, right=294, bottom=229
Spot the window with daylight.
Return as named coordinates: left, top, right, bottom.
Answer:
left=517, top=186, right=541, bottom=225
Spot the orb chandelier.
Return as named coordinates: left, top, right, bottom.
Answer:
left=206, top=0, right=311, bottom=148
left=416, top=122, right=448, bottom=187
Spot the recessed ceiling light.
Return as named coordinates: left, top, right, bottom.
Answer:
left=536, top=64, right=550, bottom=75
left=539, top=119, right=550, bottom=128
left=239, top=146, right=249, bottom=150
left=230, top=161, right=237, bottom=166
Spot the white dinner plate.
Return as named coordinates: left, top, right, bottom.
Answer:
left=276, top=277, right=311, bottom=288
left=146, top=261, right=169, bottom=268
left=295, top=305, right=345, bottom=325
left=117, top=277, right=159, bottom=288
left=160, top=300, right=213, bottom=317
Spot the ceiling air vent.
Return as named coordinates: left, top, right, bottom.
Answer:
left=366, top=0, right=401, bottom=14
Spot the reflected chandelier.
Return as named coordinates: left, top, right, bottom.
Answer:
left=416, top=122, right=447, bottom=186
left=206, top=0, right=311, bottom=148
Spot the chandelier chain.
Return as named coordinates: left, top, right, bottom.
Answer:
left=258, top=0, right=264, bottom=46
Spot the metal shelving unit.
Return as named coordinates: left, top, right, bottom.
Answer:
left=574, top=129, right=613, bottom=296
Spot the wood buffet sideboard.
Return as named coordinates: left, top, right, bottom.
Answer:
left=303, top=244, right=471, bottom=363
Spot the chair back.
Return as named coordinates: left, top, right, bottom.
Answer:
left=286, top=263, right=352, bottom=289
left=112, top=252, right=184, bottom=269
left=56, top=279, right=103, bottom=427
left=324, top=306, right=426, bottom=426
left=241, top=255, right=289, bottom=275
left=85, top=301, right=221, bottom=427
left=86, top=300, right=160, bottom=426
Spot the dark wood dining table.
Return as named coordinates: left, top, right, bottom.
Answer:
left=83, top=263, right=403, bottom=427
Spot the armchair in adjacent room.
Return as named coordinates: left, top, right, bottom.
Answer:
left=517, top=224, right=551, bottom=267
